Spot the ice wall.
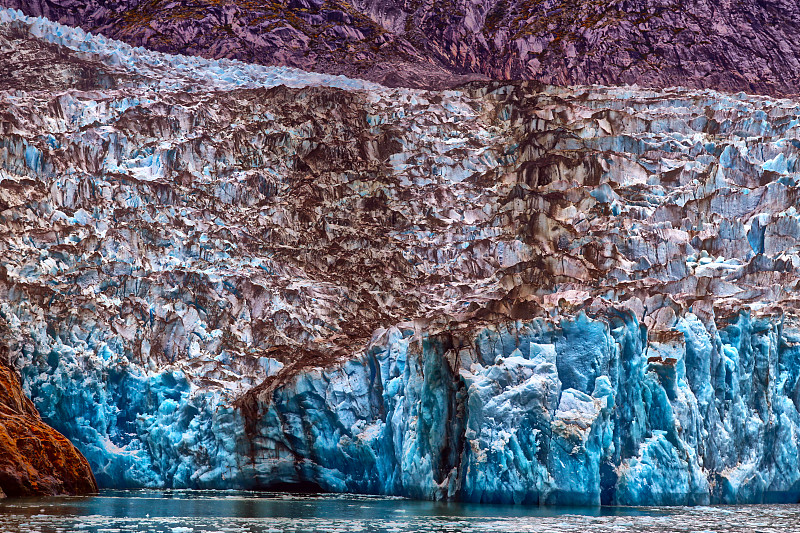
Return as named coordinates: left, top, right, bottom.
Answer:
left=14, top=310, right=800, bottom=504
left=3, top=8, right=800, bottom=506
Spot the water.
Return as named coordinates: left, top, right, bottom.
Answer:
left=0, top=490, right=797, bottom=532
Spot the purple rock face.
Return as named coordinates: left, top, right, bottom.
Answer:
left=5, top=0, right=800, bottom=95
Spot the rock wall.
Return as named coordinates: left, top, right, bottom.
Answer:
left=3, top=0, right=800, bottom=96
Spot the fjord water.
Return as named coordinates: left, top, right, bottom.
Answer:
left=0, top=491, right=797, bottom=533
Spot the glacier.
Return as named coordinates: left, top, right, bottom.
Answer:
left=3, top=7, right=800, bottom=506
left=14, top=310, right=800, bottom=504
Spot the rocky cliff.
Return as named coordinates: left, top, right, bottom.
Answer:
left=4, top=0, right=800, bottom=96
left=3, top=7, right=800, bottom=505
left=0, top=321, right=97, bottom=498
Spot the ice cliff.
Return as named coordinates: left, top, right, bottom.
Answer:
left=3, top=7, right=800, bottom=505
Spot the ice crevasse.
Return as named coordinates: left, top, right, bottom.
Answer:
left=2, top=6, right=800, bottom=506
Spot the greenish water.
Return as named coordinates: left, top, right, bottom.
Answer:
left=0, top=490, right=796, bottom=532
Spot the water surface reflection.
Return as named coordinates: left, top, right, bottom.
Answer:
left=0, top=490, right=794, bottom=532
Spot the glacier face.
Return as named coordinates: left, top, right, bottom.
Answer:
left=16, top=310, right=800, bottom=504
left=3, top=8, right=800, bottom=505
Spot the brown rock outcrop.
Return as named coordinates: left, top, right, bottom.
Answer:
left=0, top=343, right=97, bottom=498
